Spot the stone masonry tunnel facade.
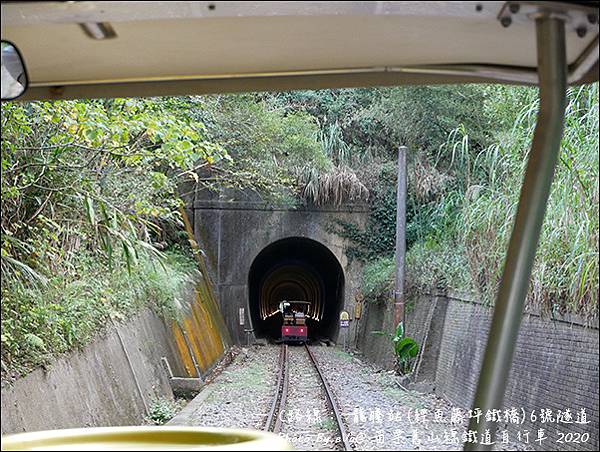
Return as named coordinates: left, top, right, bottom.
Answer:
left=187, top=195, right=368, bottom=345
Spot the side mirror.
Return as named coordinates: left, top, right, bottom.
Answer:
left=1, top=41, right=28, bottom=100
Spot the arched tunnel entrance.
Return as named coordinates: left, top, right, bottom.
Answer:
left=248, top=237, right=345, bottom=341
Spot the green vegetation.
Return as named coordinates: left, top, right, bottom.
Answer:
left=372, top=323, right=419, bottom=375
left=206, top=363, right=269, bottom=403
left=333, top=349, right=354, bottom=362
left=459, top=85, right=599, bottom=317
left=1, top=98, right=222, bottom=378
left=1, top=250, right=196, bottom=377
left=190, top=95, right=326, bottom=204
left=146, top=397, right=185, bottom=425
left=2, top=82, right=597, bottom=378
left=183, top=94, right=368, bottom=206
left=361, top=256, right=395, bottom=302
left=297, top=84, right=598, bottom=318
left=221, top=362, right=269, bottom=390
left=315, top=417, right=337, bottom=431
left=0, top=95, right=353, bottom=378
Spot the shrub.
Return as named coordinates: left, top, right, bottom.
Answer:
left=146, top=397, right=184, bottom=425
left=362, top=256, right=395, bottom=302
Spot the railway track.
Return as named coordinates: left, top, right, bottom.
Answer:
left=265, top=343, right=352, bottom=450
left=265, top=343, right=290, bottom=433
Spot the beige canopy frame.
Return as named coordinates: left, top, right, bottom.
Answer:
left=0, top=1, right=598, bottom=100
left=1, top=2, right=599, bottom=452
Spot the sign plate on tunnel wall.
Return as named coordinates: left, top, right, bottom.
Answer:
left=239, top=308, right=245, bottom=326
left=340, top=311, right=350, bottom=328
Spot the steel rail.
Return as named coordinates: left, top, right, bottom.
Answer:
left=265, top=344, right=289, bottom=433
left=464, top=14, right=568, bottom=451
left=304, top=344, right=353, bottom=451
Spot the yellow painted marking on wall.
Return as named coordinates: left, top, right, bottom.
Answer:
left=189, top=305, right=212, bottom=368
left=182, top=317, right=208, bottom=371
left=172, top=322, right=195, bottom=377
left=194, top=298, right=224, bottom=363
left=168, top=207, right=232, bottom=377
left=195, top=298, right=224, bottom=362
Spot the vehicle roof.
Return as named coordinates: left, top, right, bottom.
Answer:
left=1, top=1, right=598, bottom=100
left=283, top=301, right=312, bottom=306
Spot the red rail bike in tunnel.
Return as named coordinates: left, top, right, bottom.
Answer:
left=280, top=300, right=310, bottom=343
left=248, top=237, right=345, bottom=342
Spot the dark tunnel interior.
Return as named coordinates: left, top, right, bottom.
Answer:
left=248, top=237, right=345, bottom=341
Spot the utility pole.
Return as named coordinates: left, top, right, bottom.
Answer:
left=394, top=145, right=407, bottom=333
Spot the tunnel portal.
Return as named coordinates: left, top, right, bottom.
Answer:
left=248, top=237, right=345, bottom=340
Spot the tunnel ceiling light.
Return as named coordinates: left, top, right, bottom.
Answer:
left=250, top=237, right=345, bottom=338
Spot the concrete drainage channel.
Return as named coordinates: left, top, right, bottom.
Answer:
left=147, top=350, right=239, bottom=425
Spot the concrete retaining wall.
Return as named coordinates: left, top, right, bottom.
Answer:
left=435, top=292, right=599, bottom=451
left=354, top=292, right=448, bottom=375
left=355, top=298, right=395, bottom=369
left=356, top=291, right=599, bottom=450
left=1, top=282, right=231, bottom=435
left=1, top=309, right=176, bottom=434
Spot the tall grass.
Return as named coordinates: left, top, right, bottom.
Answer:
left=362, top=256, right=395, bottom=301
left=1, top=249, right=197, bottom=378
left=408, top=84, right=599, bottom=318
left=319, top=120, right=352, bottom=165
left=297, top=165, right=369, bottom=206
